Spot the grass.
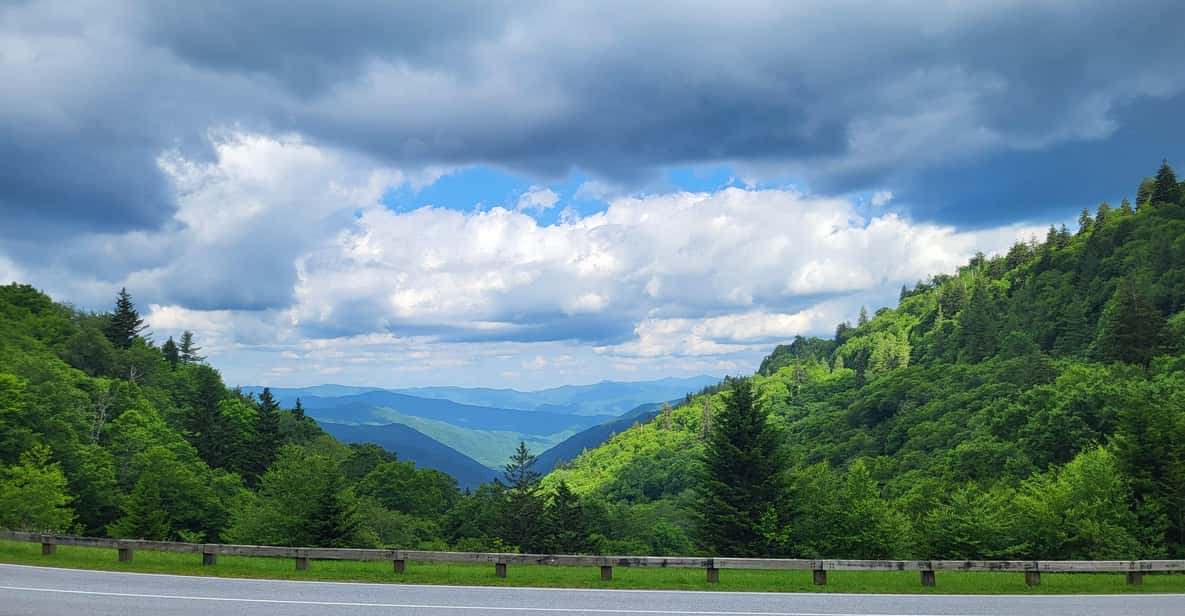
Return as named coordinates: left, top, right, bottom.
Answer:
left=2, top=540, right=1182, bottom=594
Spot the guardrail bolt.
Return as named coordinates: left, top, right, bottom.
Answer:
left=600, top=565, right=612, bottom=581
left=920, top=570, right=936, bottom=587
left=41, top=542, right=56, bottom=556
left=1127, top=572, right=1144, bottom=585
left=394, top=559, right=406, bottom=574
left=812, top=569, right=827, bottom=585
left=706, top=567, right=720, bottom=583
left=495, top=562, right=508, bottom=578
left=1024, top=571, right=1040, bottom=586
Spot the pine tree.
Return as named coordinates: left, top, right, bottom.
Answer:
left=857, top=306, right=869, bottom=327
left=1077, top=208, right=1094, bottom=235
left=250, top=387, right=282, bottom=483
left=179, top=330, right=205, bottom=364
left=959, top=281, right=997, bottom=362
left=1096, top=278, right=1166, bottom=367
left=501, top=442, right=545, bottom=551
left=1137, top=176, right=1155, bottom=209
left=1052, top=299, right=1090, bottom=357
left=293, top=398, right=305, bottom=420
left=306, top=467, right=359, bottom=547
left=186, top=365, right=228, bottom=468
left=106, top=288, right=147, bottom=349
left=1118, top=198, right=1134, bottom=216
left=1095, top=202, right=1112, bottom=227
left=1151, top=159, right=1180, bottom=206
left=694, top=378, right=788, bottom=556
left=161, top=337, right=180, bottom=370
left=544, top=481, right=592, bottom=554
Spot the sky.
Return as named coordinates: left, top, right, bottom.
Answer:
left=2, top=1, right=1184, bottom=389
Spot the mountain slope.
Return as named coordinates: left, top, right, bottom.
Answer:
left=534, top=402, right=666, bottom=474
left=316, top=421, right=498, bottom=489
left=545, top=182, right=1185, bottom=556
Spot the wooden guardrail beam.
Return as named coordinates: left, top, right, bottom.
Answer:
left=4, top=530, right=1181, bottom=587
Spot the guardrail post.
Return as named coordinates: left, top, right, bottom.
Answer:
left=117, top=545, right=133, bottom=562
left=296, top=550, right=309, bottom=570
left=202, top=546, right=217, bottom=566
left=600, top=565, right=612, bottom=581
left=706, top=565, right=720, bottom=583
left=1127, top=572, right=1144, bottom=585
left=1024, top=571, right=1040, bottom=586
left=495, top=562, right=507, bottom=578
left=812, top=569, right=827, bottom=585
left=41, top=541, right=56, bottom=556
left=920, top=569, right=935, bottom=587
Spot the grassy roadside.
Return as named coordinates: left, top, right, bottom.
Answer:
left=2, top=540, right=1182, bottom=594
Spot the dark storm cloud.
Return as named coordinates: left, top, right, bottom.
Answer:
left=4, top=0, right=1185, bottom=311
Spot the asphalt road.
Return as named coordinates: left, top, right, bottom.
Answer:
left=1, top=563, right=1181, bottom=616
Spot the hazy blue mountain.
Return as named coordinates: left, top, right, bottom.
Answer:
left=296, top=391, right=612, bottom=435
left=534, top=402, right=667, bottom=474
left=317, top=421, right=498, bottom=489
left=240, top=384, right=383, bottom=402
left=395, top=376, right=720, bottom=416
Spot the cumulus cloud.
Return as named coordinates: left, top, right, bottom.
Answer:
left=516, top=187, right=560, bottom=211
left=292, top=185, right=1041, bottom=353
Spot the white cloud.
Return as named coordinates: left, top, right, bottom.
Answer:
left=8, top=135, right=1045, bottom=388
left=870, top=190, right=894, bottom=207
left=516, top=186, right=560, bottom=211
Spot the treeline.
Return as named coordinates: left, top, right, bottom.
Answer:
left=3, top=161, right=1183, bottom=559
left=548, top=160, right=1185, bottom=559
left=0, top=284, right=622, bottom=553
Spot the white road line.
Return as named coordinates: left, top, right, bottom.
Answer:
left=0, top=585, right=971, bottom=616
left=3, top=564, right=1176, bottom=600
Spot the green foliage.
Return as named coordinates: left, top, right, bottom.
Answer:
left=0, top=445, right=75, bottom=532
left=105, top=288, right=147, bottom=350
left=1096, top=278, right=1166, bottom=366
left=225, top=445, right=364, bottom=547
left=695, top=379, right=788, bottom=556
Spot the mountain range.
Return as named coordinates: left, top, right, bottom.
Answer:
left=240, top=376, right=718, bottom=482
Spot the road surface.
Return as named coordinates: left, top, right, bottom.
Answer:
left=1, top=563, right=1181, bottom=615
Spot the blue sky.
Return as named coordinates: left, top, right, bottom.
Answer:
left=1, top=1, right=1182, bottom=388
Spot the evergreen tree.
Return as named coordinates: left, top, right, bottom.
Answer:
left=544, top=481, right=592, bottom=554
left=1095, top=201, right=1112, bottom=227
left=857, top=306, right=869, bottom=327
left=250, top=387, right=282, bottom=484
left=161, top=336, right=180, bottom=370
left=306, top=466, right=359, bottom=547
left=293, top=398, right=305, bottom=420
left=179, top=330, right=205, bottom=364
left=1052, top=300, right=1090, bottom=357
left=1151, top=159, right=1180, bottom=205
left=959, top=281, right=997, bottom=362
left=1118, top=198, right=1134, bottom=216
left=695, top=378, right=788, bottom=556
left=1077, top=208, right=1094, bottom=235
left=106, top=288, right=146, bottom=349
left=1096, top=278, right=1166, bottom=367
left=185, top=365, right=228, bottom=468
left=501, top=442, right=545, bottom=551
left=1137, top=177, right=1155, bottom=208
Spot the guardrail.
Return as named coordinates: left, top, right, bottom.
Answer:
left=3, top=530, right=1182, bottom=587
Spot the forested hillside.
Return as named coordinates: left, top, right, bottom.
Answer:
left=3, top=162, right=1183, bottom=560
left=546, top=162, right=1185, bottom=559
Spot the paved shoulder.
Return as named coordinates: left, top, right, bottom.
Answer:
left=1, top=564, right=1181, bottom=616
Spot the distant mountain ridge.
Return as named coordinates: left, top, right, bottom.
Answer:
left=317, top=422, right=498, bottom=489
left=241, top=376, right=721, bottom=482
